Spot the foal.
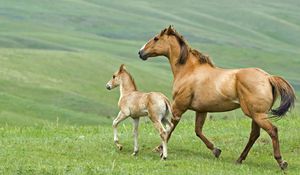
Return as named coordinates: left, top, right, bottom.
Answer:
left=106, top=64, right=172, bottom=159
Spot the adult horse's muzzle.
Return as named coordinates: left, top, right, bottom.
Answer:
left=138, top=50, right=148, bottom=60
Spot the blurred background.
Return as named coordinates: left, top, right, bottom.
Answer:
left=0, top=0, right=299, bottom=126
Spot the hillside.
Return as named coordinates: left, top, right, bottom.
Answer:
left=0, top=0, right=299, bottom=125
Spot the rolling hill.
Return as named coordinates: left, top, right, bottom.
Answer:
left=0, top=0, right=299, bottom=125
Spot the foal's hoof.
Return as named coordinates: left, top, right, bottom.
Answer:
left=152, top=145, right=162, bottom=153
left=160, top=153, right=167, bottom=160
left=279, top=160, right=288, bottom=170
left=116, top=144, right=123, bottom=151
left=212, top=148, right=222, bottom=158
left=131, top=151, right=138, bottom=156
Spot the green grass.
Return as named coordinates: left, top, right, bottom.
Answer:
left=0, top=0, right=300, bottom=174
left=0, top=115, right=299, bottom=174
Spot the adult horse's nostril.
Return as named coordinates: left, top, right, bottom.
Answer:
left=138, top=50, right=145, bottom=59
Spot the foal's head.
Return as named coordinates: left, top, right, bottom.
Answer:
left=106, top=64, right=136, bottom=91
left=106, top=64, right=126, bottom=90
left=138, top=25, right=189, bottom=63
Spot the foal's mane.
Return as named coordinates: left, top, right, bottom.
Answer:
left=123, top=69, right=137, bottom=90
left=161, top=27, right=215, bottom=67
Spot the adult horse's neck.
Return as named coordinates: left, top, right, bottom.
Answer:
left=120, top=72, right=137, bottom=97
left=167, top=40, right=197, bottom=79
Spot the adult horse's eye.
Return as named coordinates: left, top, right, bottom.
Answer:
left=154, top=37, right=159, bottom=41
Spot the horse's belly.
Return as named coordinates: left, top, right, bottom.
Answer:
left=131, top=110, right=148, bottom=118
left=190, top=100, right=240, bottom=112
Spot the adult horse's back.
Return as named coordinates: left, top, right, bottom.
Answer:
left=138, top=26, right=295, bottom=170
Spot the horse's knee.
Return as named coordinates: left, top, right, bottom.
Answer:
left=195, top=129, right=202, bottom=138
left=268, top=126, right=278, bottom=139
left=112, top=120, right=118, bottom=128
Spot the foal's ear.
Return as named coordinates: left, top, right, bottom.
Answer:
left=119, top=64, right=126, bottom=72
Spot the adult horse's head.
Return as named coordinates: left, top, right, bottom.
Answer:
left=138, top=25, right=189, bottom=64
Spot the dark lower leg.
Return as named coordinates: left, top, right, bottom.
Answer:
left=195, top=112, right=214, bottom=150
left=236, top=120, right=260, bottom=163
left=195, top=112, right=221, bottom=158
left=254, top=116, right=287, bottom=170
left=166, top=118, right=180, bottom=142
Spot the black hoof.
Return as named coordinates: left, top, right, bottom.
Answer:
left=280, top=161, right=288, bottom=170
left=212, top=148, right=222, bottom=158
left=235, top=159, right=243, bottom=164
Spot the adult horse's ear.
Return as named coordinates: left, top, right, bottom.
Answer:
left=166, top=25, right=173, bottom=35
left=119, top=64, right=126, bottom=72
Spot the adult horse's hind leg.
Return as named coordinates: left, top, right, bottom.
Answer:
left=236, top=120, right=260, bottom=163
left=253, top=113, right=288, bottom=170
left=195, top=112, right=221, bottom=158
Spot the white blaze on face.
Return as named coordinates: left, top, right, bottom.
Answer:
left=139, top=43, right=146, bottom=51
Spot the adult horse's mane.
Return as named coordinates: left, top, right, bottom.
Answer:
left=161, top=27, right=215, bottom=67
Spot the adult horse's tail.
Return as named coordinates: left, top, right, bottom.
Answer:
left=269, top=76, right=296, bottom=117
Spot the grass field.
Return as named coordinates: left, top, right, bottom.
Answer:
left=0, top=0, right=299, bottom=174
left=0, top=116, right=300, bottom=174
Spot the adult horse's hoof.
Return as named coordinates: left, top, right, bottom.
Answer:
left=235, top=159, right=243, bottom=164
left=279, top=160, right=288, bottom=170
left=212, top=148, right=222, bottom=158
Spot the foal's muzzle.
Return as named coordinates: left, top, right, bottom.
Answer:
left=106, top=84, right=111, bottom=90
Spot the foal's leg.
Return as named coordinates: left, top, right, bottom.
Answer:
left=195, top=112, right=222, bottom=158
left=132, top=118, right=139, bottom=156
left=253, top=113, right=288, bottom=170
left=153, top=106, right=185, bottom=152
left=236, top=120, right=260, bottom=164
left=112, top=111, right=128, bottom=150
left=162, top=117, right=173, bottom=133
left=152, top=120, right=168, bottom=160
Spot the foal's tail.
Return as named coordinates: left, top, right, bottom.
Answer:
left=164, top=97, right=173, bottom=117
left=269, top=76, right=296, bottom=117
left=160, top=95, right=173, bottom=117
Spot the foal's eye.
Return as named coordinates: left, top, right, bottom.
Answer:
left=112, top=75, right=116, bottom=79
left=154, top=37, right=159, bottom=41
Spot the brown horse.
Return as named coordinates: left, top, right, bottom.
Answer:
left=138, top=26, right=295, bottom=169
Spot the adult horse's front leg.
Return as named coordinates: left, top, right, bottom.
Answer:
left=112, top=111, right=128, bottom=150
left=195, top=112, right=222, bottom=158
